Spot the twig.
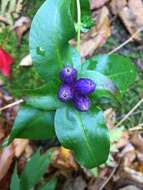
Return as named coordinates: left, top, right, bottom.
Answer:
left=99, top=165, right=118, bottom=190
left=129, top=123, right=143, bottom=132
left=108, top=26, right=143, bottom=55
left=115, top=98, right=143, bottom=128
left=0, top=99, right=24, bottom=112
left=117, top=110, right=143, bottom=120
left=76, top=0, right=81, bottom=51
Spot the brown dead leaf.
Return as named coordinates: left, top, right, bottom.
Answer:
left=104, top=108, right=116, bottom=129
left=131, top=132, right=143, bottom=153
left=115, top=131, right=129, bottom=149
left=24, top=145, right=33, bottom=159
left=119, top=186, right=141, bottom=190
left=119, top=144, right=136, bottom=166
left=79, top=6, right=111, bottom=58
left=0, top=144, right=14, bottom=181
left=52, top=147, right=78, bottom=170
left=128, top=0, right=143, bottom=29
left=91, top=0, right=110, bottom=10
left=124, top=167, right=143, bottom=184
left=13, top=139, right=29, bottom=158
left=0, top=124, right=5, bottom=140
left=19, top=54, right=32, bottom=66
left=110, top=0, right=127, bottom=15
left=13, top=16, right=31, bottom=45
left=110, top=0, right=143, bottom=40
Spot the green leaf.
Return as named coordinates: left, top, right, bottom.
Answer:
left=10, top=166, right=20, bottom=190
left=25, top=83, right=64, bottom=111
left=20, top=150, right=51, bottom=190
left=22, top=81, right=60, bottom=98
left=38, top=177, right=57, bottom=190
left=30, top=0, right=81, bottom=81
left=79, top=69, right=121, bottom=104
left=55, top=106, right=110, bottom=168
left=8, top=105, right=55, bottom=144
left=26, top=95, right=63, bottom=111
left=86, top=54, right=137, bottom=96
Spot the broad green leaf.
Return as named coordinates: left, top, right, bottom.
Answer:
left=25, top=83, right=64, bottom=111
left=55, top=106, right=110, bottom=168
left=26, top=95, right=64, bottom=111
left=30, top=0, right=81, bottom=81
left=10, top=166, right=20, bottom=190
left=8, top=106, right=55, bottom=143
left=86, top=54, right=137, bottom=96
left=20, top=150, right=51, bottom=190
left=23, top=81, right=60, bottom=96
left=79, top=69, right=121, bottom=105
left=38, top=177, right=57, bottom=190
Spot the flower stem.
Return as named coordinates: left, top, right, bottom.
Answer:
left=76, top=0, right=81, bottom=52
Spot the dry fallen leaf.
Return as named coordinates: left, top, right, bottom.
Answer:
left=13, top=139, right=29, bottom=158
left=128, top=0, right=143, bottom=29
left=115, top=131, right=129, bottom=149
left=0, top=124, right=5, bottom=140
left=119, top=143, right=136, bottom=166
left=110, top=0, right=127, bottom=15
left=52, top=147, right=78, bottom=170
left=119, top=186, right=141, bottom=190
left=110, top=0, right=143, bottom=40
left=19, top=54, right=32, bottom=66
left=24, top=144, right=33, bottom=159
left=131, top=132, right=143, bottom=153
left=91, top=0, right=110, bottom=10
left=124, top=167, right=143, bottom=184
left=0, top=144, right=14, bottom=181
left=13, top=16, right=31, bottom=45
left=104, top=108, right=116, bottom=129
left=84, top=6, right=110, bottom=58
left=74, top=6, right=110, bottom=58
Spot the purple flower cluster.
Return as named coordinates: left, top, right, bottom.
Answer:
left=58, top=66, right=96, bottom=112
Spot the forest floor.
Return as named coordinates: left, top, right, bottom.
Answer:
left=0, top=0, right=143, bottom=190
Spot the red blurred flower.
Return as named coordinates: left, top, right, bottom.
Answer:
left=0, top=48, right=14, bottom=78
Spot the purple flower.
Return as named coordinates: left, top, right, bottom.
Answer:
left=74, top=78, right=96, bottom=95
left=59, top=66, right=77, bottom=84
left=58, top=84, right=73, bottom=102
left=73, top=94, right=91, bottom=112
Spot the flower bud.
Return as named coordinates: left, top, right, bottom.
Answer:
left=58, top=84, right=73, bottom=102
left=74, top=78, right=96, bottom=95
left=59, top=66, right=77, bottom=84
left=73, top=94, right=90, bottom=112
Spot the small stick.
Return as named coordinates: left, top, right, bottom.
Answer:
left=99, top=165, right=118, bottom=190
left=115, top=98, right=143, bottom=128
left=108, top=26, right=143, bottom=55
left=129, top=123, right=143, bottom=132
left=0, top=99, right=24, bottom=112
left=76, top=0, right=81, bottom=51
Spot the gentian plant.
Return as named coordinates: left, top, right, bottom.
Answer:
left=8, top=0, right=137, bottom=168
